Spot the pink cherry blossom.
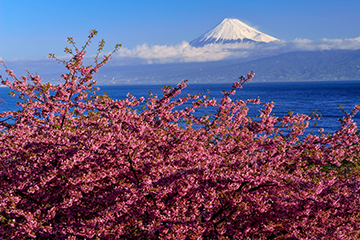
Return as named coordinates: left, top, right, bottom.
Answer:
left=0, top=31, right=359, bottom=239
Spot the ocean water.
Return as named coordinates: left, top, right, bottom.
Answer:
left=1, top=80, right=360, bottom=134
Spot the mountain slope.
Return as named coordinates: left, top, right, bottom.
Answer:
left=85, top=49, right=360, bottom=85
left=190, top=18, right=279, bottom=47
left=186, top=49, right=360, bottom=82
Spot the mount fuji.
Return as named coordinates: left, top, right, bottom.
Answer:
left=190, top=18, right=279, bottom=47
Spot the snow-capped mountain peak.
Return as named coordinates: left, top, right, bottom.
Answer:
left=190, top=18, right=279, bottom=47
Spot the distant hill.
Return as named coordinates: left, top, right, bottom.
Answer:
left=96, top=49, right=360, bottom=84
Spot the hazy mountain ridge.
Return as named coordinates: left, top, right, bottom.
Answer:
left=93, top=49, right=360, bottom=84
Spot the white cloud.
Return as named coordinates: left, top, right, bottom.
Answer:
left=113, top=41, right=257, bottom=65
left=3, top=36, right=360, bottom=70
left=110, top=36, right=360, bottom=65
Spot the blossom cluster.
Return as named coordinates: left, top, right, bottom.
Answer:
left=0, top=31, right=359, bottom=239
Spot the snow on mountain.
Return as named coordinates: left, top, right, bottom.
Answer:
left=190, top=18, right=279, bottom=47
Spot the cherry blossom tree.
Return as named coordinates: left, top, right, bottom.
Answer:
left=0, top=31, right=359, bottom=239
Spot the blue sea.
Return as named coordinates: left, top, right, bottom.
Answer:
left=1, top=80, right=360, bottom=134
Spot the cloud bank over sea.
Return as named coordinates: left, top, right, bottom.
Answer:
left=109, top=36, right=360, bottom=65
left=2, top=36, right=360, bottom=67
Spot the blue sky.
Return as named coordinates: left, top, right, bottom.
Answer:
left=1, top=0, right=360, bottom=61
